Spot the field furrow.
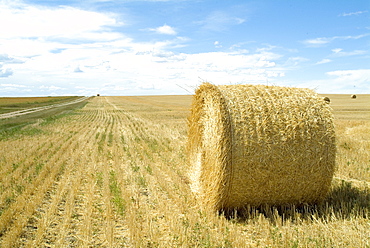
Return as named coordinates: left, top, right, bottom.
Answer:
left=22, top=118, right=98, bottom=247
left=0, top=112, right=95, bottom=246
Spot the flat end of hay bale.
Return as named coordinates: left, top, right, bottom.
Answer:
left=187, top=83, right=233, bottom=210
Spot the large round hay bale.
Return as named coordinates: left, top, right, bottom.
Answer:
left=188, top=83, right=336, bottom=211
left=351, top=94, right=356, bottom=99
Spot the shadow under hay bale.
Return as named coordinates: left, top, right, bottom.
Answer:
left=322, top=179, right=370, bottom=219
left=225, top=180, right=370, bottom=223
left=188, top=83, right=336, bottom=212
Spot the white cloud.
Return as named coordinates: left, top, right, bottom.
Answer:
left=339, top=10, right=368, bottom=17
left=280, top=69, right=370, bottom=94
left=303, top=34, right=369, bottom=47
left=74, top=66, right=84, bottom=73
left=0, top=83, right=32, bottom=94
left=0, top=1, right=284, bottom=96
left=0, top=68, right=13, bottom=77
left=198, top=10, right=245, bottom=31
left=326, top=69, right=370, bottom=80
left=149, top=24, right=177, bottom=35
left=324, top=69, right=370, bottom=92
left=214, top=41, right=222, bottom=48
left=0, top=54, right=24, bottom=63
left=316, top=59, right=332, bottom=64
left=0, top=83, right=27, bottom=88
left=332, top=48, right=343, bottom=54
left=151, top=50, right=186, bottom=63
left=331, top=49, right=367, bottom=57
left=4, top=1, right=364, bottom=96
left=255, top=56, right=275, bottom=67
left=284, top=57, right=309, bottom=67
left=138, top=83, right=156, bottom=90
left=0, top=1, right=126, bottom=83
left=0, top=3, right=120, bottom=40
left=40, top=85, right=64, bottom=91
left=1, top=40, right=42, bottom=58
left=56, top=48, right=282, bottom=95
left=303, top=37, right=331, bottom=46
left=162, top=50, right=283, bottom=86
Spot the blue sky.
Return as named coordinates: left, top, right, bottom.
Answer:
left=0, top=0, right=369, bottom=96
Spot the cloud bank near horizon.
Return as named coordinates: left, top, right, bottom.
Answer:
left=0, top=0, right=369, bottom=96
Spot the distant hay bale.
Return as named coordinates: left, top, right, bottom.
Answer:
left=188, top=83, right=336, bottom=211
left=323, top=96, right=330, bottom=103
left=351, top=94, right=356, bottom=99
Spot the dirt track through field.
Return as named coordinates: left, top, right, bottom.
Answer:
left=0, top=96, right=90, bottom=119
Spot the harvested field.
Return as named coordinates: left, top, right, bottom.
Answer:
left=0, top=94, right=369, bottom=247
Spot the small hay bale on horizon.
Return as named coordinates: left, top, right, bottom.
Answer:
left=188, top=83, right=336, bottom=212
left=323, top=96, right=330, bottom=103
left=351, top=94, right=357, bottom=99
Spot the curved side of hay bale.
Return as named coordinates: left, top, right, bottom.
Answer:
left=351, top=94, right=357, bottom=99
left=188, top=83, right=336, bottom=211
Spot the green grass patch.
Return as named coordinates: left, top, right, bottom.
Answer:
left=108, top=132, right=114, bottom=146
left=0, top=124, right=43, bottom=140
left=35, top=162, right=44, bottom=175
left=96, top=172, right=103, bottom=188
left=136, top=175, right=147, bottom=188
left=109, top=171, right=126, bottom=216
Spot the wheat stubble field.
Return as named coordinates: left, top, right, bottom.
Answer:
left=0, top=94, right=369, bottom=247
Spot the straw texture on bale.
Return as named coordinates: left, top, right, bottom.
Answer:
left=188, top=83, right=336, bottom=211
